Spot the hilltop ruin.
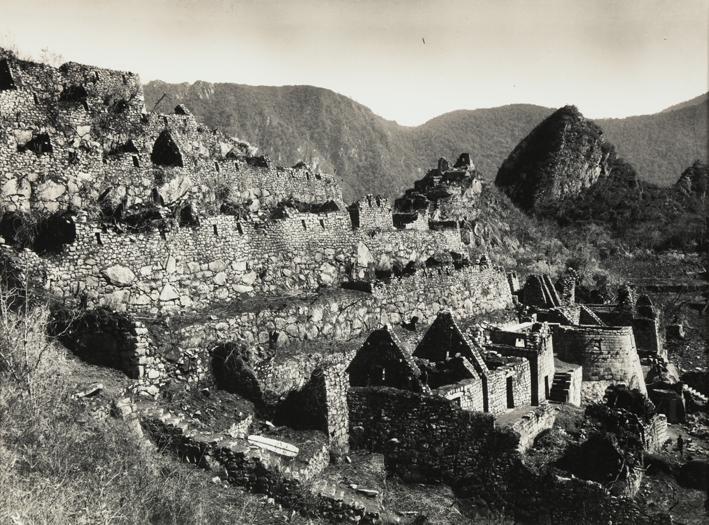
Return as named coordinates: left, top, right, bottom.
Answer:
left=0, top=50, right=682, bottom=522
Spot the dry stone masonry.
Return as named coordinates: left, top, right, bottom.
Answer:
left=0, top=50, right=677, bottom=522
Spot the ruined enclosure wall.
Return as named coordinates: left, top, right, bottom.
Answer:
left=487, top=340, right=554, bottom=406
left=502, top=403, right=557, bottom=451
left=18, top=212, right=470, bottom=313
left=0, top=54, right=340, bottom=217
left=486, top=359, right=532, bottom=414
left=551, top=325, right=646, bottom=393
left=349, top=195, right=393, bottom=231
left=144, top=267, right=514, bottom=387
left=53, top=309, right=155, bottom=380
left=347, top=386, right=520, bottom=483
left=588, top=304, right=663, bottom=358
left=140, top=410, right=380, bottom=522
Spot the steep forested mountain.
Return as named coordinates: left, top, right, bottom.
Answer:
left=144, top=81, right=707, bottom=201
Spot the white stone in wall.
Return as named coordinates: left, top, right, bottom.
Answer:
left=130, top=293, right=151, bottom=305
left=37, top=180, right=66, bottom=202
left=159, top=283, right=180, bottom=302
left=102, top=264, right=136, bottom=286
left=158, top=174, right=191, bottom=204
left=232, top=261, right=248, bottom=272
left=356, top=242, right=374, bottom=267
left=319, top=262, right=337, bottom=284
left=208, top=259, right=227, bottom=272
left=241, top=271, right=257, bottom=285
left=165, top=255, right=177, bottom=274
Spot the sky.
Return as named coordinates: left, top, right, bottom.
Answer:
left=1, top=0, right=707, bottom=126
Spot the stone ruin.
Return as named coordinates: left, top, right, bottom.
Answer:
left=0, top=50, right=678, bottom=520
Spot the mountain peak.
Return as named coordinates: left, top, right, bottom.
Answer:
left=494, top=105, right=615, bottom=213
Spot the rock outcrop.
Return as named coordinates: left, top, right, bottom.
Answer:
left=495, top=105, right=616, bottom=214
left=675, top=160, right=707, bottom=200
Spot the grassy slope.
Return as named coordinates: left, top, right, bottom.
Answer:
left=143, top=82, right=707, bottom=200
left=0, top=300, right=313, bottom=524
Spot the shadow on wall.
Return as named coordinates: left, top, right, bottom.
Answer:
left=0, top=212, right=76, bottom=254
left=211, top=344, right=329, bottom=432
left=210, top=342, right=262, bottom=401
left=51, top=307, right=138, bottom=378
left=273, top=368, right=328, bottom=432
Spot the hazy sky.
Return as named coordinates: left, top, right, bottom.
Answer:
left=1, top=0, right=707, bottom=125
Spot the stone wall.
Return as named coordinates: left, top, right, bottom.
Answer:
left=12, top=210, right=466, bottom=314
left=551, top=325, right=646, bottom=394
left=488, top=324, right=555, bottom=405
left=642, top=414, right=668, bottom=453
left=432, top=378, right=486, bottom=412
left=146, top=265, right=514, bottom=387
left=587, top=302, right=664, bottom=359
left=139, top=406, right=379, bottom=522
left=498, top=403, right=558, bottom=451
left=0, top=52, right=340, bottom=217
left=347, top=386, right=520, bottom=483
left=485, top=357, right=532, bottom=414
left=349, top=195, right=393, bottom=231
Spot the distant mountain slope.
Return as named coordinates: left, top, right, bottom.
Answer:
left=660, top=92, right=708, bottom=113
left=598, top=101, right=708, bottom=187
left=144, top=81, right=707, bottom=200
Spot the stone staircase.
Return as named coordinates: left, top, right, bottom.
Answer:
left=549, top=372, right=572, bottom=403
left=684, top=384, right=709, bottom=403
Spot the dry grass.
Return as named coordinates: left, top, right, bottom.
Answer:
left=0, top=289, right=309, bottom=524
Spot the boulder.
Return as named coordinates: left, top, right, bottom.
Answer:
left=356, top=242, right=374, bottom=267
left=102, top=265, right=136, bottom=287
left=156, top=173, right=191, bottom=205
left=37, top=180, right=66, bottom=202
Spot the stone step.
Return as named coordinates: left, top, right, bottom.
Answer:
left=685, top=385, right=708, bottom=402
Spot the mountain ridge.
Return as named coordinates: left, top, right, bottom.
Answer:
left=144, top=81, right=707, bottom=201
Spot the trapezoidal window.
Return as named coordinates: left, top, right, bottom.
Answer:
left=150, top=130, right=183, bottom=167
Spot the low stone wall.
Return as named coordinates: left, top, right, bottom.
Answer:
left=347, top=386, right=520, bottom=484
left=498, top=403, right=558, bottom=451
left=643, top=414, right=668, bottom=453
left=433, top=378, right=486, bottom=412
left=139, top=406, right=380, bottom=522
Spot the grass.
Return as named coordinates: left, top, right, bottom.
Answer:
left=0, top=290, right=314, bottom=524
